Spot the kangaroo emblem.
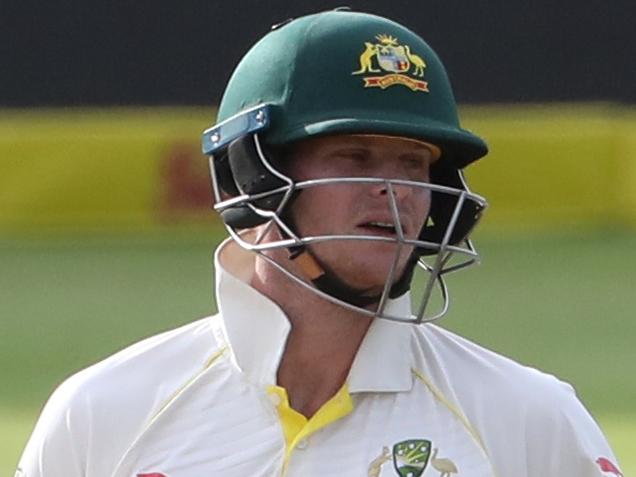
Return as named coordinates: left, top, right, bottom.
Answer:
left=353, top=42, right=380, bottom=74
left=368, top=446, right=391, bottom=477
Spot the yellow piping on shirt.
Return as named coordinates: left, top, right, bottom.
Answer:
left=412, top=367, right=500, bottom=477
left=111, top=346, right=229, bottom=476
left=150, top=346, right=228, bottom=422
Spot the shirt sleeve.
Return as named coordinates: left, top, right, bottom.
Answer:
left=524, top=380, right=623, bottom=477
left=16, top=377, right=91, bottom=477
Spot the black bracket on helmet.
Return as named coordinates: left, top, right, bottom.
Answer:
left=203, top=105, right=290, bottom=229
left=388, top=164, right=485, bottom=298
left=214, top=134, right=289, bottom=229
left=421, top=164, right=485, bottom=252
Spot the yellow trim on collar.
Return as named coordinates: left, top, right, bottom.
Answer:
left=267, top=383, right=354, bottom=464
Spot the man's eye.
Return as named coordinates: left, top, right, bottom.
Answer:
left=343, top=152, right=366, bottom=161
left=338, top=152, right=369, bottom=165
left=405, top=158, right=424, bottom=169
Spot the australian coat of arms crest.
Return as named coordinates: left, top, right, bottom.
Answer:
left=352, top=34, right=429, bottom=92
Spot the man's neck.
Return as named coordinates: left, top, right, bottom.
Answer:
left=251, top=253, right=373, bottom=418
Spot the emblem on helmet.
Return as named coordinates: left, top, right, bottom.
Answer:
left=353, top=34, right=429, bottom=92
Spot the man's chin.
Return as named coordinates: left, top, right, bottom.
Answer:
left=334, top=264, right=407, bottom=294
left=305, top=244, right=410, bottom=292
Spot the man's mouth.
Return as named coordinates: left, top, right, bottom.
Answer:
left=358, top=221, right=399, bottom=237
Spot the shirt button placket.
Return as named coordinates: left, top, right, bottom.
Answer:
left=269, top=392, right=282, bottom=407
left=296, top=437, right=309, bottom=450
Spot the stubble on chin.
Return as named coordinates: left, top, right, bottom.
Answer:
left=308, top=239, right=413, bottom=292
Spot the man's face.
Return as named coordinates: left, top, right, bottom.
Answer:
left=285, top=134, right=435, bottom=296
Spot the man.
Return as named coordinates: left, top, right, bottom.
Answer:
left=18, top=9, right=621, bottom=477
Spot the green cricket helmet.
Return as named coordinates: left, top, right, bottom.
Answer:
left=201, top=9, right=488, bottom=323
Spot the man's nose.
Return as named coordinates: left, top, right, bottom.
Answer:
left=370, top=180, right=413, bottom=201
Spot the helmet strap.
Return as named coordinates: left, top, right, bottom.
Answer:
left=288, top=245, right=418, bottom=309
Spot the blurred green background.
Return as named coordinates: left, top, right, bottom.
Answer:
left=1, top=106, right=634, bottom=474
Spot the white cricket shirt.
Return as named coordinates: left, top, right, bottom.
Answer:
left=17, top=238, right=621, bottom=477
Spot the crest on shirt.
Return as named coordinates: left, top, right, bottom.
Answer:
left=368, top=440, right=460, bottom=477
left=392, top=439, right=432, bottom=477
left=352, top=34, right=429, bottom=92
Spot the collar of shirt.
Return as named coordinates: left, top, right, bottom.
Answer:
left=214, top=236, right=415, bottom=394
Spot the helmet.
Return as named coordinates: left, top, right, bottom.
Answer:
left=201, top=9, right=488, bottom=323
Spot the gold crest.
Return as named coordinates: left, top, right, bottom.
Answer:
left=352, top=34, right=429, bottom=92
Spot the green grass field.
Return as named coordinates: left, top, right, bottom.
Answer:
left=1, top=228, right=634, bottom=474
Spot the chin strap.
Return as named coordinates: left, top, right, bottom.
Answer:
left=288, top=245, right=417, bottom=308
